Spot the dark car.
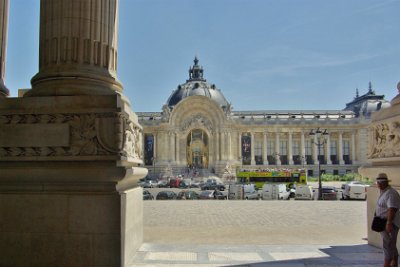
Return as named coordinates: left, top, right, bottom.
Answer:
left=156, top=190, right=177, bottom=200
left=157, top=180, right=170, bottom=188
left=321, top=186, right=338, bottom=200
left=199, top=190, right=227, bottom=200
left=200, top=182, right=225, bottom=191
left=176, top=190, right=200, bottom=200
left=143, top=189, right=154, bottom=200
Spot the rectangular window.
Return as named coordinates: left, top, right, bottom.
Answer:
left=280, top=141, right=288, bottom=156
left=255, top=140, right=262, bottom=156
left=343, top=140, right=350, bottom=155
left=292, top=140, right=300, bottom=155
left=305, top=140, right=312, bottom=155
left=267, top=141, right=275, bottom=156
left=330, top=141, right=337, bottom=155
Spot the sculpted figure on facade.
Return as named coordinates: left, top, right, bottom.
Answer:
left=123, top=120, right=143, bottom=160
left=161, top=104, right=171, bottom=122
left=369, top=121, right=400, bottom=158
left=180, top=113, right=213, bottom=133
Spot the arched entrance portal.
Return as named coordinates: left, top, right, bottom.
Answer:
left=187, top=129, right=208, bottom=168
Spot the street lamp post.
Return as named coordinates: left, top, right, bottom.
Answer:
left=309, top=128, right=329, bottom=200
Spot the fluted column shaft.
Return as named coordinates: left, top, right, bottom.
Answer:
left=288, top=132, right=293, bottom=165
left=28, top=0, right=122, bottom=97
left=250, top=132, right=255, bottom=165
left=300, top=131, right=306, bottom=165
left=275, top=132, right=281, bottom=166
left=326, top=134, right=332, bottom=165
left=263, top=132, right=268, bottom=165
left=0, top=0, right=9, bottom=97
left=351, top=131, right=356, bottom=163
left=338, top=132, right=344, bottom=165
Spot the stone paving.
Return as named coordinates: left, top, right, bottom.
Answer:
left=130, top=200, right=384, bottom=266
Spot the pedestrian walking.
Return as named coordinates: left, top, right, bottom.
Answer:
left=375, top=173, right=400, bottom=267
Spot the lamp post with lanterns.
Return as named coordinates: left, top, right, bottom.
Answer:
left=309, top=128, right=329, bottom=200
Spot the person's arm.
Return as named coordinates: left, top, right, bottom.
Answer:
left=386, top=207, right=398, bottom=233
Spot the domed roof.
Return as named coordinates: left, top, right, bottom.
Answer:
left=344, top=82, right=390, bottom=117
left=166, top=57, right=229, bottom=109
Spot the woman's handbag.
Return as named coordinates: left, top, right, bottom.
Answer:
left=371, top=215, right=387, bottom=232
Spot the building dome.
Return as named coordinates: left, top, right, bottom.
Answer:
left=166, top=57, right=230, bottom=109
left=344, top=82, right=390, bottom=117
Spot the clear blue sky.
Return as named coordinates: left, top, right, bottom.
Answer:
left=5, top=0, right=400, bottom=112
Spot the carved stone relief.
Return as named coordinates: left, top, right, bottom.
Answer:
left=368, top=121, right=400, bottom=158
left=0, top=112, right=143, bottom=161
left=180, top=113, right=213, bottom=133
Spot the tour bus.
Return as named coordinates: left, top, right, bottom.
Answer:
left=236, top=168, right=307, bottom=189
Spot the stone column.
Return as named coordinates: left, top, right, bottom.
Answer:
left=326, top=134, right=332, bottom=165
left=0, top=2, right=146, bottom=265
left=338, top=131, right=344, bottom=165
left=175, top=132, right=179, bottom=164
left=238, top=131, right=242, bottom=162
left=263, top=132, right=268, bottom=165
left=275, top=132, right=281, bottom=166
left=170, top=131, right=175, bottom=162
left=351, top=131, right=356, bottom=164
left=221, top=130, right=226, bottom=160
left=251, top=132, right=255, bottom=165
left=227, top=132, right=232, bottom=161
left=300, top=131, right=306, bottom=165
left=216, top=131, right=220, bottom=161
left=288, top=131, right=294, bottom=165
left=0, top=0, right=9, bottom=97
left=153, top=133, right=157, bottom=161
left=27, top=0, right=123, bottom=97
left=313, top=134, right=319, bottom=164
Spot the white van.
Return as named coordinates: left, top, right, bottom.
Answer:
left=228, top=184, right=259, bottom=200
left=261, top=183, right=290, bottom=200
left=295, top=185, right=314, bottom=200
left=342, top=183, right=368, bottom=200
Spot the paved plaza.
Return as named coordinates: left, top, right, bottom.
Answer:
left=131, top=200, right=384, bottom=266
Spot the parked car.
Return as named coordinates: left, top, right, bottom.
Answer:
left=321, top=186, right=338, bottom=200
left=200, top=182, right=225, bottom=191
left=342, top=183, right=369, bottom=200
left=143, top=180, right=158, bottom=188
left=157, top=180, right=170, bottom=188
left=199, top=190, right=227, bottom=200
left=176, top=190, right=200, bottom=200
left=156, top=190, right=177, bottom=200
left=294, top=185, right=314, bottom=200
left=341, top=180, right=363, bottom=190
left=143, top=189, right=154, bottom=200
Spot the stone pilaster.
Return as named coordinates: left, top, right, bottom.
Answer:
left=360, top=83, right=400, bottom=249
left=0, top=0, right=9, bottom=97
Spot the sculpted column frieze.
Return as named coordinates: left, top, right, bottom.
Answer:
left=368, top=121, right=400, bottom=159
left=0, top=112, right=143, bottom=162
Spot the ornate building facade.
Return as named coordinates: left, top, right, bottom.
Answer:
left=138, top=57, right=390, bottom=178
